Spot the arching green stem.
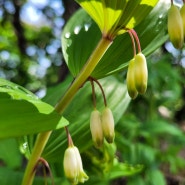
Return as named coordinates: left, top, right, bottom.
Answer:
left=21, top=36, right=113, bottom=185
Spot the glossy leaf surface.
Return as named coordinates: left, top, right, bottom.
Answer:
left=75, top=0, right=159, bottom=36
left=62, top=0, right=169, bottom=78
left=0, top=78, right=68, bottom=138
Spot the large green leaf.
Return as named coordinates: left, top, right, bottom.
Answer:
left=0, top=78, right=68, bottom=138
left=62, top=0, right=169, bottom=78
left=75, top=0, right=159, bottom=36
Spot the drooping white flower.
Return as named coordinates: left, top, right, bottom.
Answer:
left=63, top=145, right=88, bottom=184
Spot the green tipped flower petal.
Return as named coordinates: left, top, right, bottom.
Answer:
left=134, top=53, right=148, bottom=94
left=126, top=58, right=138, bottom=99
left=63, top=146, right=88, bottom=184
left=168, top=5, right=184, bottom=49
left=101, top=107, right=115, bottom=143
left=90, top=110, right=104, bottom=148
left=73, top=146, right=89, bottom=183
left=63, top=147, right=78, bottom=184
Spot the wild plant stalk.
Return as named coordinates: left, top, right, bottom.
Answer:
left=21, top=36, right=113, bottom=185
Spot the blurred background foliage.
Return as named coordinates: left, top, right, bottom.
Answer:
left=0, top=0, right=185, bottom=185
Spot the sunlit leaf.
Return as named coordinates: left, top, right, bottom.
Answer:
left=62, top=0, right=169, bottom=78
left=0, top=79, right=68, bottom=138
left=75, top=0, right=159, bottom=36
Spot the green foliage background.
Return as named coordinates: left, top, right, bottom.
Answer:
left=0, top=0, right=185, bottom=185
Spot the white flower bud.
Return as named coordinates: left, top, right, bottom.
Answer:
left=134, top=52, right=148, bottom=94
left=126, top=58, right=138, bottom=99
left=101, top=107, right=115, bottom=143
left=90, top=110, right=104, bottom=148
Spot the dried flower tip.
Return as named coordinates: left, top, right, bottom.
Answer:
left=168, top=5, right=184, bottom=49
left=126, top=58, right=138, bottom=99
left=134, top=52, right=148, bottom=94
left=101, top=107, right=115, bottom=143
left=90, top=110, right=104, bottom=148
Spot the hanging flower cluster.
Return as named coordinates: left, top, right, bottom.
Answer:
left=89, top=77, right=115, bottom=148
left=168, top=0, right=185, bottom=49
left=126, top=29, right=148, bottom=99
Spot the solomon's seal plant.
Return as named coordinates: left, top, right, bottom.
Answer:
left=21, top=0, right=167, bottom=184
left=0, top=0, right=174, bottom=185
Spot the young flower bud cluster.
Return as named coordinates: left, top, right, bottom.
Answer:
left=126, top=52, right=148, bottom=99
left=90, top=107, right=115, bottom=148
left=168, top=4, right=184, bottom=49
left=89, top=78, right=115, bottom=148
left=63, top=145, right=89, bottom=184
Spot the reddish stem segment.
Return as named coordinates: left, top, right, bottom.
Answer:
left=90, top=79, right=97, bottom=108
left=89, top=77, right=107, bottom=107
left=130, top=29, right=141, bottom=53
left=128, top=30, right=136, bottom=56
left=35, top=158, right=54, bottom=185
